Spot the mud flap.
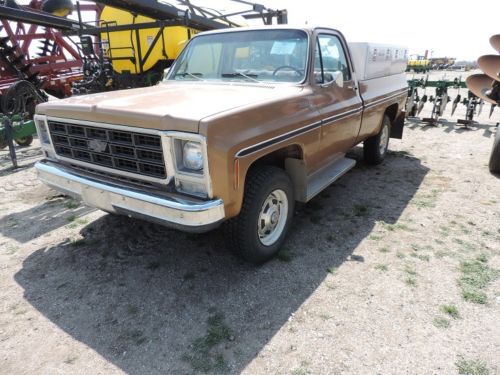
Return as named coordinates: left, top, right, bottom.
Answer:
left=390, top=111, right=405, bottom=139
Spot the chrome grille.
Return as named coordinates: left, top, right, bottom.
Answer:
left=48, top=120, right=166, bottom=179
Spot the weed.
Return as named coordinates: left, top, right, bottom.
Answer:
left=375, top=264, right=388, bottom=272
left=65, top=199, right=79, bottom=209
left=146, top=261, right=160, bottom=270
left=370, top=234, right=383, bottom=241
left=63, top=355, right=78, bottom=365
left=476, top=254, right=488, bottom=263
left=5, top=244, right=19, bottom=254
left=71, top=238, right=86, bottom=247
left=327, top=266, right=337, bottom=274
left=378, top=246, right=390, bottom=253
left=404, top=264, right=417, bottom=276
left=383, top=222, right=413, bottom=232
left=435, top=250, right=449, bottom=259
left=456, top=357, right=489, bottom=375
left=309, top=214, right=322, bottom=224
left=67, top=217, right=89, bottom=229
left=126, top=305, right=139, bottom=315
left=417, top=254, right=430, bottom=262
left=353, top=204, right=369, bottom=217
left=182, top=312, right=232, bottom=373
left=433, top=317, right=450, bottom=328
left=405, top=276, right=417, bottom=287
left=458, top=258, right=498, bottom=304
left=277, top=248, right=294, bottom=262
left=441, top=305, right=460, bottom=319
left=119, top=329, right=146, bottom=345
left=396, top=251, right=406, bottom=259
left=292, top=362, right=311, bottom=375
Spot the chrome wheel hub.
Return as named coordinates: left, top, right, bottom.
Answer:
left=257, top=189, right=288, bottom=246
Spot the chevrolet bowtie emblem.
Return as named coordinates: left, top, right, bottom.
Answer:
left=88, top=139, right=108, bottom=153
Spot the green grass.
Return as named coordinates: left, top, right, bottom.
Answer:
left=182, top=312, right=232, bottom=373
left=70, top=238, right=86, bottom=247
left=65, top=199, right=79, bottom=209
left=441, top=305, right=460, bottom=319
left=327, top=266, right=337, bottom=274
left=374, top=264, right=388, bottom=272
left=383, top=222, right=413, bottom=232
left=66, top=216, right=89, bottom=229
left=456, top=357, right=489, bottom=375
left=404, top=264, right=417, bottom=276
left=458, top=257, right=498, bottom=304
left=433, top=317, right=450, bottom=328
left=405, top=276, right=417, bottom=287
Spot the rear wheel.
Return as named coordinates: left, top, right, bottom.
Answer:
left=225, top=166, right=295, bottom=264
left=489, top=127, right=500, bottom=174
left=364, top=115, right=391, bottom=165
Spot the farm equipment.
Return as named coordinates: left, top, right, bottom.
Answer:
left=466, top=34, right=500, bottom=173
left=405, top=75, right=497, bottom=125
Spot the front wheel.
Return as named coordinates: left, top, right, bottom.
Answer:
left=225, top=166, right=295, bottom=264
left=364, top=115, right=391, bottom=165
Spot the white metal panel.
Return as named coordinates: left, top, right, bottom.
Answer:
left=348, top=42, right=408, bottom=81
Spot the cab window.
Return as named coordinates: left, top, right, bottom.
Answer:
left=314, top=34, right=350, bottom=84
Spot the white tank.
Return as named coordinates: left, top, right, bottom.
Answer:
left=348, top=43, right=408, bottom=81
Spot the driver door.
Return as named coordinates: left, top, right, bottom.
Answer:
left=310, top=32, right=362, bottom=165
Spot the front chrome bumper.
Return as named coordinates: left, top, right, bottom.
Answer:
left=35, top=160, right=225, bottom=233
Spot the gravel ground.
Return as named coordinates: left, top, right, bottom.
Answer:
left=0, top=78, right=499, bottom=374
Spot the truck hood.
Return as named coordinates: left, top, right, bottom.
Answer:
left=37, top=82, right=304, bottom=133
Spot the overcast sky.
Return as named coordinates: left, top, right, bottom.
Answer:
left=217, top=0, right=499, bottom=60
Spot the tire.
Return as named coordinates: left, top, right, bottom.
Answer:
left=489, top=127, right=500, bottom=174
left=15, top=135, right=33, bottom=147
left=225, top=166, right=295, bottom=264
left=364, top=115, right=391, bottom=165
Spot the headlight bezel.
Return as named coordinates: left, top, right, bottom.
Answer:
left=167, top=132, right=212, bottom=198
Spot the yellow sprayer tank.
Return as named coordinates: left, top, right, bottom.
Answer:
left=99, top=6, right=201, bottom=74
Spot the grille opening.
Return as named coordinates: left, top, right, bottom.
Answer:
left=48, top=121, right=166, bottom=179
left=86, top=127, right=107, bottom=140
left=134, top=134, right=161, bottom=149
left=111, top=145, right=135, bottom=157
left=139, top=163, right=165, bottom=177
left=55, top=145, right=72, bottom=156
left=69, top=138, right=88, bottom=148
left=52, top=135, right=69, bottom=145
left=67, top=125, right=85, bottom=136
left=50, top=122, right=67, bottom=134
left=109, top=131, right=133, bottom=144
left=73, top=149, right=91, bottom=161
left=137, top=149, right=163, bottom=163
left=92, top=153, right=113, bottom=166
left=115, top=158, right=138, bottom=172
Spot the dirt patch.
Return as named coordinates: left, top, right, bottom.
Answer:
left=1, top=98, right=499, bottom=374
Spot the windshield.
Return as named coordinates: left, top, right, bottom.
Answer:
left=166, top=29, right=309, bottom=84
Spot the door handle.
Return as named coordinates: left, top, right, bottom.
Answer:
left=347, top=84, right=358, bottom=90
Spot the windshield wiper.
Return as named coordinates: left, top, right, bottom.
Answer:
left=222, top=72, right=260, bottom=83
left=175, top=72, right=205, bottom=81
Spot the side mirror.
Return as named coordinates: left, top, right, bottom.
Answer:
left=320, top=71, right=344, bottom=88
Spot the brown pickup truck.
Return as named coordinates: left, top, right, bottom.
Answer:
left=34, top=26, right=408, bottom=263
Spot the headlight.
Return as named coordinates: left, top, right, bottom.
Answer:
left=183, top=141, right=203, bottom=171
